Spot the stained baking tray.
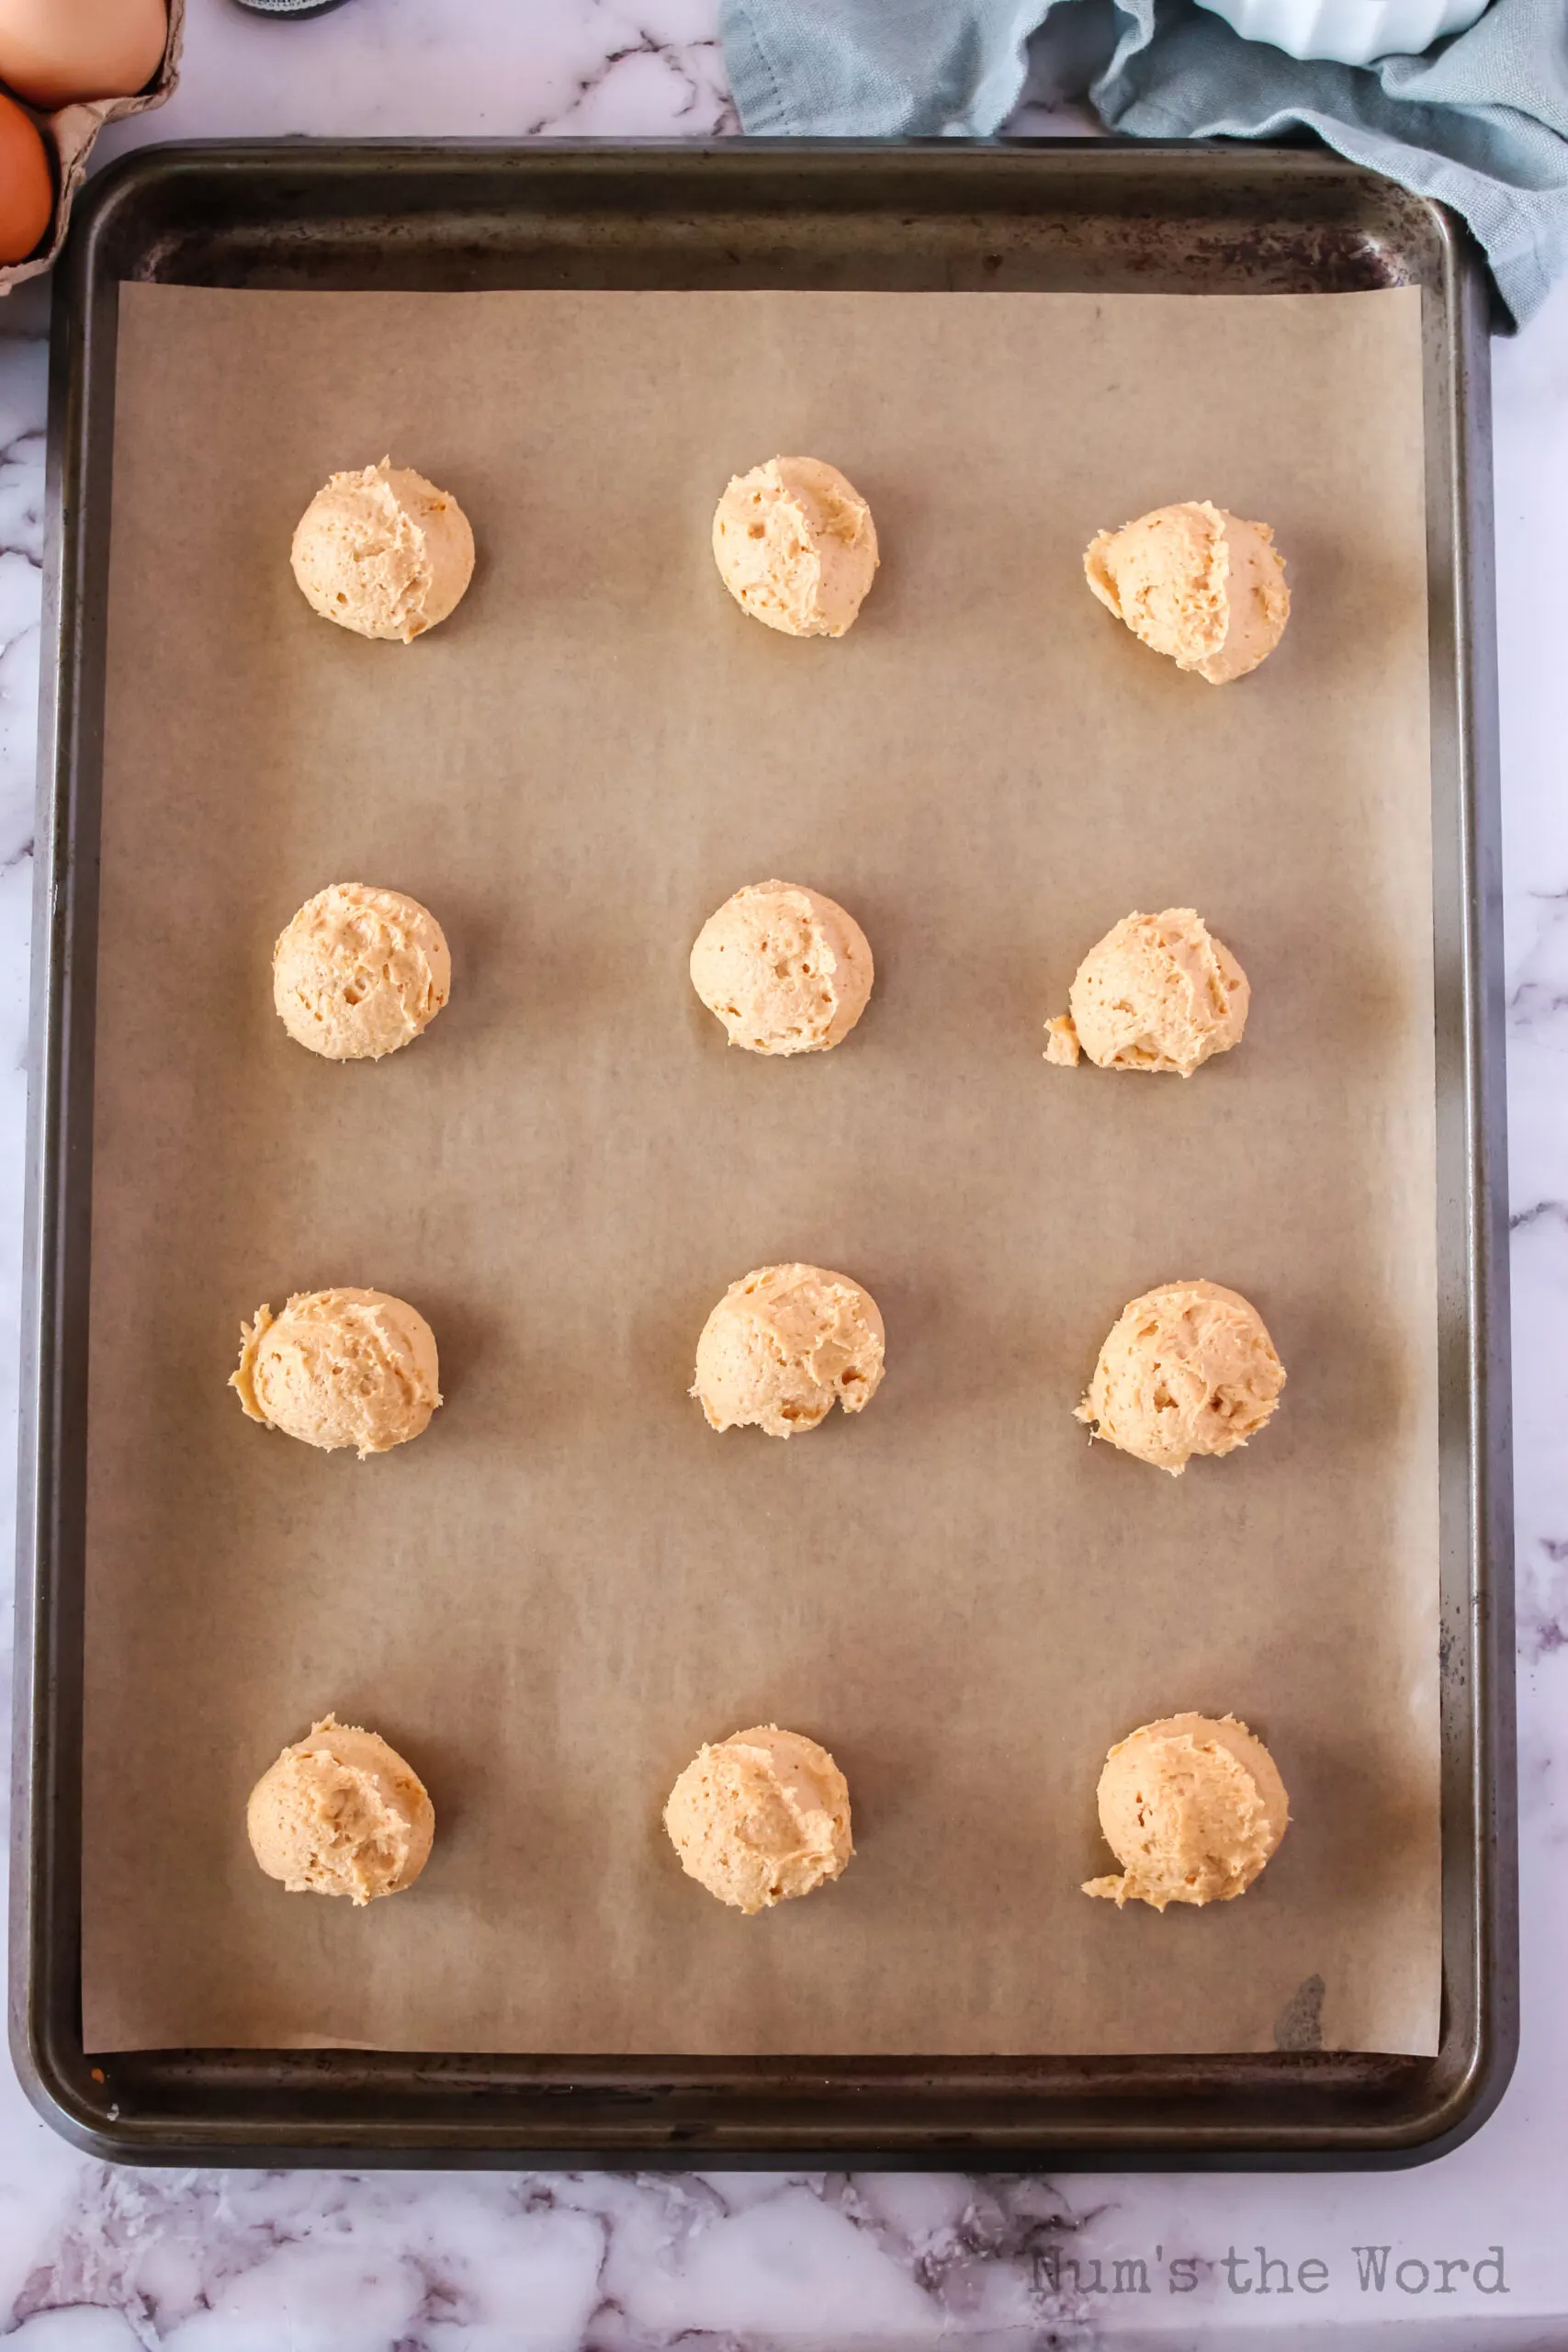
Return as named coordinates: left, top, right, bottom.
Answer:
left=11, top=140, right=1514, bottom=2165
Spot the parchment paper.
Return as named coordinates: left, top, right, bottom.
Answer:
left=81, top=283, right=1438, bottom=2056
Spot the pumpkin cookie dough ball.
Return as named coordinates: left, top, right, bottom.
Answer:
left=247, top=1714, right=434, bottom=1905
left=231, top=1287, right=441, bottom=1459
left=1084, top=500, right=1289, bottom=684
left=712, top=456, right=878, bottom=638
left=690, top=879, right=874, bottom=1056
left=1043, top=908, right=1247, bottom=1077
left=692, top=1262, right=885, bottom=1437
left=291, top=458, right=475, bottom=642
left=664, top=1724, right=852, bottom=1913
left=1083, top=1713, right=1289, bottom=1911
left=1077, top=1280, right=1283, bottom=1476
left=274, top=882, right=451, bottom=1062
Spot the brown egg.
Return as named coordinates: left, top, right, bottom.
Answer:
left=0, top=90, right=51, bottom=266
left=0, top=0, right=167, bottom=111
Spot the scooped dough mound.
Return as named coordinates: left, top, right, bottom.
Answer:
left=231, top=1287, right=441, bottom=1458
left=1043, top=908, right=1248, bottom=1077
left=273, top=882, right=451, bottom=1062
left=664, top=1724, right=852, bottom=1912
left=692, top=1262, right=885, bottom=1437
left=712, top=457, right=878, bottom=638
left=247, top=1714, right=434, bottom=1905
left=1077, top=1279, right=1283, bottom=1476
left=690, top=879, right=874, bottom=1056
left=1084, top=501, right=1289, bottom=684
left=290, top=458, right=475, bottom=642
left=1083, top=1713, right=1289, bottom=1910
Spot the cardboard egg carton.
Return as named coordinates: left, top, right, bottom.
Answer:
left=2, top=0, right=185, bottom=294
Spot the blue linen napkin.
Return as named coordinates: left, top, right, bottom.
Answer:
left=720, top=0, right=1568, bottom=324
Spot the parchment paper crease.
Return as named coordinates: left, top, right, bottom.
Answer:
left=81, top=284, right=1438, bottom=2055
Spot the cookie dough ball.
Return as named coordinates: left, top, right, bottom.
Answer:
left=693, top=1262, right=885, bottom=1438
left=664, top=1724, right=852, bottom=1913
left=1043, top=908, right=1248, bottom=1077
left=247, top=1714, right=434, bottom=1905
left=1077, top=1279, right=1283, bottom=1476
left=290, top=458, right=475, bottom=642
left=690, top=879, right=874, bottom=1056
left=1084, top=501, right=1289, bottom=684
left=231, top=1287, right=441, bottom=1458
left=274, top=883, right=451, bottom=1062
left=712, top=457, right=878, bottom=639
left=1083, top=1713, right=1289, bottom=1911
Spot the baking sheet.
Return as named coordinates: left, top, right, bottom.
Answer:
left=80, top=282, right=1438, bottom=2057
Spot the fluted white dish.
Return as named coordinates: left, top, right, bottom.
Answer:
left=1193, top=0, right=1489, bottom=63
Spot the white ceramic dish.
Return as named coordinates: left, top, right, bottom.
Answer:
left=1193, top=0, right=1489, bottom=65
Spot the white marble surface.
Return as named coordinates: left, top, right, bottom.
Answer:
left=0, top=0, right=1560, bottom=2341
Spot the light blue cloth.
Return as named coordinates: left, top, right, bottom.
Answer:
left=721, top=0, right=1568, bottom=323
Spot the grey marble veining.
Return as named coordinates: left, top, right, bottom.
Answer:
left=0, top=0, right=1562, bottom=2341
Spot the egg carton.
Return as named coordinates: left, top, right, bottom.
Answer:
left=0, top=0, right=184, bottom=296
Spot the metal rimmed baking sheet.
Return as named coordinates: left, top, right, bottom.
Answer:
left=13, top=141, right=1513, bottom=2163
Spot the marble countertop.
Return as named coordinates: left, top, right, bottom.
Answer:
left=0, top=1, right=1562, bottom=2342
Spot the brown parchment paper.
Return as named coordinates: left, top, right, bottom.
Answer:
left=80, top=282, right=1438, bottom=2057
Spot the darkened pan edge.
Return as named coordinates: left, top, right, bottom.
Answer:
left=10, top=140, right=1516, bottom=2166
